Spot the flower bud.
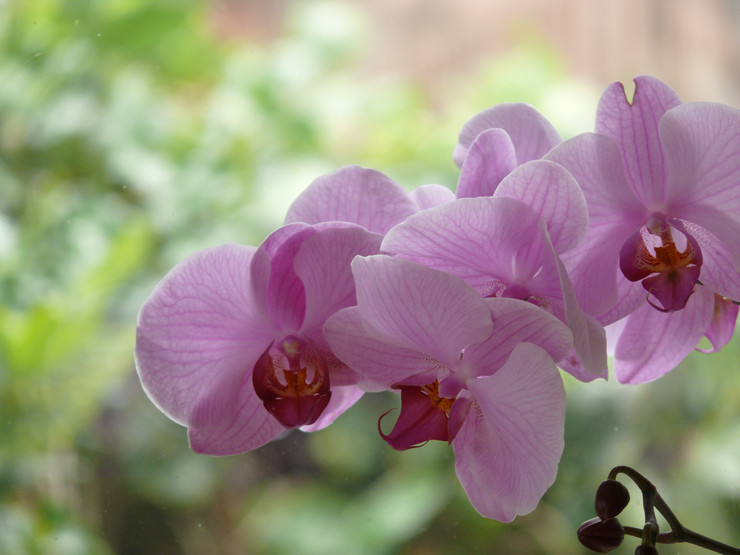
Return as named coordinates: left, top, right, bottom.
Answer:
left=577, top=517, right=625, bottom=553
left=595, top=479, right=630, bottom=520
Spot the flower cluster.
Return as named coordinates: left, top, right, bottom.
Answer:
left=135, top=76, right=739, bottom=522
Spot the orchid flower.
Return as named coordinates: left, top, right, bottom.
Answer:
left=285, top=164, right=455, bottom=231
left=454, top=103, right=562, bottom=198
left=324, top=255, right=572, bottom=522
left=380, top=159, right=607, bottom=381
left=546, top=75, right=740, bottom=383
left=135, top=221, right=381, bottom=455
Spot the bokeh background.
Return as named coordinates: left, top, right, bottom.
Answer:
left=1, top=1, right=739, bottom=553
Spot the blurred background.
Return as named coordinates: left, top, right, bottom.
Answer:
left=1, top=0, right=739, bottom=553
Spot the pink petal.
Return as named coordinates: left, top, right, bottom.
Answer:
left=613, top=285, right=715, bottom=383
left=494, top=160, right=589, bottom=253
left=680, top=220, right=740, bottom=301
left=382, top=197, right=542, bottom=296
left=300, top=385, right=365, bottom=432
left=293, top=225, right=382, bottom=333
left=135, top=244, right=280, bottom=449
left=660, top=102, right=740, bottom=266
left=456, top=129, right=517, bottom=198
left=595, top=76, right=682, bottom=206
left=284, top=165, right=418, bottom=234
left=697, top=295, right=739, bottom=353
left=379, top=386, right=451, bottom=450
left=453, top=343, right=566, bottom=522
left=324, top=307, right=445, bottom=391
left=461, top=298, right=573, bottom=383
left=351, top=255, right=494, bottom=369
left=454, top=103, right=561, bottom=168
left=410, top=183, right=455, bottom=209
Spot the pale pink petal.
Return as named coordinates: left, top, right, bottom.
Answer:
left=453, top=343, right=565, bottom=522
left=382, top=197, right=541, bottom=296
left=494, top=160, right=589, bottom=253
left=697, top=296, right=738, bottom=353
left=135, top=244, right=278, bottom=443
left=456, top=129, right=517, bottom=198
left=293, top=225, right=383, bottom=332
left=188, top=381, right=284, bottom=455
left=410, top=183, right=455, bottom=209
left=284, top=165, right=418, bottom=234
left=461, top=298, right=573, bottom=382
left=595, top=76, right=682, bottom=205
left=660, top=102, right=740, bottom=266
left=351, top=256, right=494, bottom=369
left=613, top=285, right=715, bottom=383
left=300, top=385, right=365, bottom=432
left=324, top=307, right=445, bottom=391
left=454, top=103, right=561, bottom=168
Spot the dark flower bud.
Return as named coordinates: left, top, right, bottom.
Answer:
left=634, top=545, right=659, bottom=555
left=577, top=517, right=625, bottom=553
left=595, top=479, right=631, bottom=520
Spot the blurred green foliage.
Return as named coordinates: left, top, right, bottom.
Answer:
left=0, top=1, right=738, bottom=554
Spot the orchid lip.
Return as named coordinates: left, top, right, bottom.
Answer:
left=252, top=336, right=332, bottom=428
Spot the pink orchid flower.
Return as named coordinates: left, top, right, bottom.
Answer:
left=325, top=255, right=572, bottom=522
left=546, top=76, right=740, bottom=383
left=380, top=160, right=607, bottom=381
left=135, top=221, right=381, bottom=455
left=454, top=103, right=562, bottom=198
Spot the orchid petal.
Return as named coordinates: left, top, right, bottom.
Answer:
left=660, top=102, right=740, bottom=266
left=454, top=103, right=561, bottom=168
left=350, top=255, right=494, bottom=369
left=456, top=129, right=517, bottom=198
left=410, top=183, right=455, bottom=209
left=300, top=385, right=365, bottom=432
left=379, top=386, right=451, bottom=450
left=324, top=307, right=445, bottom=391
left=461, top=298, right=573, bottom=381
left=613, top=285, right=714, bottom=383
left=135, top=244, right=280, bottom=449
left=680, top=220, right=740, bottom=300
left=697, top=295, right=739, bottom=353
left=284, top=165, right=418, bottom=234
left=454, top=342, right=565, bottom=522
left=494, top=160, right=589, bottom=252
left=595, top=76, right=681, bottom=206
left=382, top=197, right=541, bottom=296
left=293, top=225, right=382, bottom=333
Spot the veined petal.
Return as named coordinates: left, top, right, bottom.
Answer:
left=187, top=379, right=284, bottom=455
left=454, top=103, right=561, bottom=168
left=461, top=298, right=573, bottom=381
left=697, top=295, right=738, bottom=353
left=284, top=165, right=418, bottom=234
left=135, top=244, right=276, bottom=430
left=351, top=256, right=494, bottom=369
left=410, top=183, right=455, bottom=209
left=453, top=342, right=565, bottom=522
left=456, top=128, right=517, bottom=198
left=613, top=285, right=715, bottom=383
left=293, top=225, right=382, bottom=333
left=382, top=197, right=541, bottom=296
left=680, top=220, right=740, bottom=300
left=494, top=160, right=589, bottom=253
left=660, top=102, right=740, bottom=266
left=324, top=307, right=446, bottom=391
left=595, top=76, right=682, bottom=206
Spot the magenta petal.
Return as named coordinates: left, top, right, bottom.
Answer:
left=379, top=387, right=450, bottom=450
left=284, top=165, right=418, bottom=234
left=292, top=225, right=382, bottom=333
left=456, top=128, right=517, bottom=198
left=410, top=183, right=455, bottom=209
left=642, top=266, right=701, bottom=312
left=680, top=220, right=740, bottom=300
left=454, top=103, right=561, bottom=168
left=135, top=244, right=276, bottom=427
left=300, top=385, right=365, bottom=432
left=454, top=343, right=565, bottom=522
left=613, top=285, right=715, bottom=383
left=494, top=160, right=589, bottom=253
left=350, top=255, right=494, bottom=368
left=697, top=295, right=739, bottom=353
left=596, top=76, right=682, bottom=206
